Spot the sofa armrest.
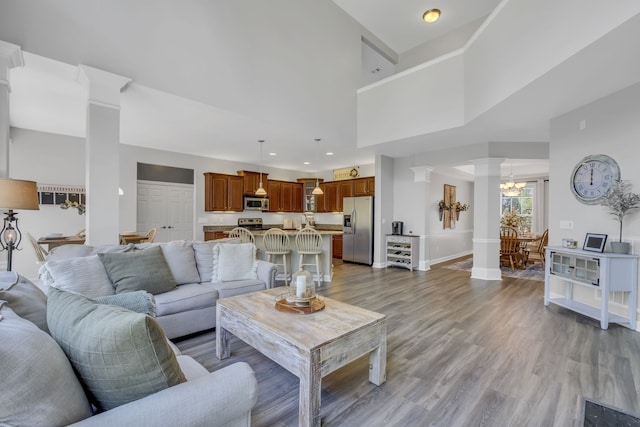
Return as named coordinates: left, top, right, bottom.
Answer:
left=69, top=362, right=258, bottom=427
left=256, top=260, right=277, bottom=289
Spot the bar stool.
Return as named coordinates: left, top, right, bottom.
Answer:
left=228, top=227, right=256, bottom=244
left=263, top=228, right=291, bottom=285
left=295, top=227, right=323, bottom=288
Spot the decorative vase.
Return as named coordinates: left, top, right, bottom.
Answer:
left=455, top=210, right=460, bottom=221
left=610, top=241, right=631, bottom=254
left=439, top=208, right=443, bottom=221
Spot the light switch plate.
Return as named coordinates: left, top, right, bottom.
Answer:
left=559, top=220, right=574, bottom=229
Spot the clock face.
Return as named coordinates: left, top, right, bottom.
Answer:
left=570, top=154, right=620, bottom=204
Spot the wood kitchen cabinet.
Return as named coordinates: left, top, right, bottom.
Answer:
left=332, top=234, right=343, bottom=259
left=323, top=180, right=354, bottom=212
left=204, top=173, right=244, bottom=211
left=204, top=231, right=228, bottom=241
left=267, top=180, right=304, bottom=212
left=237, top=170, right=268, bottom=196
left=353, top=177, right=375, bottom=196
left=323, top=182, right=339, bottom=212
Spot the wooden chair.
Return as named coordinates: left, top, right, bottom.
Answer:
left=525, top=229, right=549, bottom=268
left=27, top=232, right=48, bottom=263
left=500, top=226, right=520, bottom=272
left=144, top=227, right=157, bottom=243
left=263, top=228, right=291, bottom=285
left=228, top=227, right=255, bottom=244
left=295, top=227, right=323, bottom=288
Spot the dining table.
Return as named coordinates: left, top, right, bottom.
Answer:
left=119, top=234, right=149, bottom=244
left=37, top=235, right=86, bottom=251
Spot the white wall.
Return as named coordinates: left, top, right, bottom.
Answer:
left=549, top=82, right=640, bottom=328
left=391, top=157, right=474, bottom=269
left=429, top=172, right=474, bottom=264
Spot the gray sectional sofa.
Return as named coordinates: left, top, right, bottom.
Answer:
left=0, top=271, right=258, bottom=427
left=37, top=239, right=278, bottom=339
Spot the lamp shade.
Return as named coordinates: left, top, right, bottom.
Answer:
left=0, top=179, right=40, bottom=210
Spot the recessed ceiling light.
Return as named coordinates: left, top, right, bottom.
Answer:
left=303, top=161, right=310, bottom=165
left=422, top=9, right=441, bottom=23
left=268, top=152, right=276, bottom=156
left=326, top=152, right=334, bottom=156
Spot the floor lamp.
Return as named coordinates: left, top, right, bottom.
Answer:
left=0, top=179, right=40, bottom=271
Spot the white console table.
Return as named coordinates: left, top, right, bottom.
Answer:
left=544, top=246, right=639, bottom=329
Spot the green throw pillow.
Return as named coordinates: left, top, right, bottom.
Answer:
left=99, top=246, right=177, bottom=295
left=94, top=290, right=156, bottom=317
left=0, top=303, right=93, bottom=426
left=0, top=275, right=49, bottom=333
left=46, top=287, right=186, bottom=411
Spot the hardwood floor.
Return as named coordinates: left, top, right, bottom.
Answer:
left=174, top=259, right=640, bottom=427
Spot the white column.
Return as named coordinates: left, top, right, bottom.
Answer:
left=0, top=41, right=24, bottom=178
left=76, top=65, right=131, bottom=246
left=470, top=158, right=504, bottom=280
left=410, top=165, right=433, bottom=271
left=373, top=155, right=393, bottom=269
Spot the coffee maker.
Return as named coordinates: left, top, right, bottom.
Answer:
left=391, top=221, right=403, bottom=235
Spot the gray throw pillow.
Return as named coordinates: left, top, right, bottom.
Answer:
left=0, top=303, right=93, bottom=426
left=46, top=287, right=187, bottom=411
left=0, top=275, right=49, bottom=333
left=160, top=241, right=201, bottom=285
left=99, top=246, right=177, bottom=295
left=94, top=290, right=156, bottom=317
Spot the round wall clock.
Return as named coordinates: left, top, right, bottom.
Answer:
left=570, top=154, right=620, bottom=204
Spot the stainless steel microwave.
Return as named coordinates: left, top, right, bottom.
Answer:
left=244, top=197, right=269, bottom=211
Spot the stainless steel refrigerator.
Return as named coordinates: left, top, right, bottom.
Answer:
left=342, top=196, right=374, bottom=265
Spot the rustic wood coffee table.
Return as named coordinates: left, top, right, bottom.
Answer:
left=216, top=287, right=387, bottom=427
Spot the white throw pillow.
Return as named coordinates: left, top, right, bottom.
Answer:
left=212, top=243, right=258, bottom=283
left=46, top=255, right=115, bottom=298
left=193, top=239, right=240, bottom=282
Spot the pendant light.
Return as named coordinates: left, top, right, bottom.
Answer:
left=312, top=178, right=323, bottom=195
left=255, top=139, right=267, bottom=196
left=311, top=138, right=324, bottom=195
left=500, top=163, right=526, bottom=197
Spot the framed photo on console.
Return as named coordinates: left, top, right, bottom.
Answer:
left=583, top=233, right=607, bottom=253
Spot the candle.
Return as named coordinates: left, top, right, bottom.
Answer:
left=296, top=275, right=306, bottom=297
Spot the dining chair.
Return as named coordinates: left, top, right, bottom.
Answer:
left=295, top=227, right=323, bottom=288
left=524, top=229, right=549, bottom=268
left=263, top=228, right=291, bottom=285
left=500, top=226, right=520, bottom=272
left=27, top=232, right=48, bottom=263
left=228, top=227, right=255, bottom=244
left=144, top=227, right=158, bottom=243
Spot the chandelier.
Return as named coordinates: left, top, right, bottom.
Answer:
left=500, top=172, right=526, bottom=197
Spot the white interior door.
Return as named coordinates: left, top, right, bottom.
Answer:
left=137, top=181, right=194, bottom=242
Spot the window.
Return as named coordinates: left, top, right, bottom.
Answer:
left=501, top=186, right=534, bottom=232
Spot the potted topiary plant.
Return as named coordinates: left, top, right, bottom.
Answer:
left=600, top=180, right=640, bottom=254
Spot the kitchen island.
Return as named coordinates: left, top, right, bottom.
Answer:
left=253, top=229, right=341, bottom=284
left=204, top=225, right=342, bottom=284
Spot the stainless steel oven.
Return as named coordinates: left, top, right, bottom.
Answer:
left=244, top=196, right=269, bottom=211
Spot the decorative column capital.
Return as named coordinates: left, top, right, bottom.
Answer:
left=0, top=41, right=24, bottom=69
left=410, top=165, right=433, bottom=182
left=76, top=64, right=132, bottom=110
left=0, top=41, right=24, bottom=88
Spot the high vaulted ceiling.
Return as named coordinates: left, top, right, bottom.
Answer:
left=1, top=1, right=638, bottom=179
